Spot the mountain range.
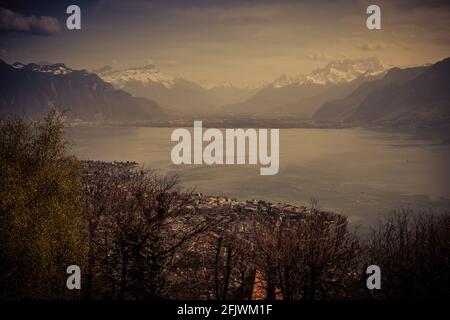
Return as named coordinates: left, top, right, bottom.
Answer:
left=96, top=65, right=218, bottom=114
left=1, top=56, right=448, bottom=129
left=96, top=65, right=261, bottom=114
left=313, top=57, right=450, bottom=127
left=0, top=60, right=163, bottom=122
left=224, top=58, right=387, bottom=116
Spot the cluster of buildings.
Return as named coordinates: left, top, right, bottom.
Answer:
left=188, top=193, right=311, bottom=234
left=81, top=160, right=138, bottom=178
left=191, top=194, right=308, bottom=216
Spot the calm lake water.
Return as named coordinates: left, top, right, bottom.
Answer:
left=66, top=126, right=450, bottom=227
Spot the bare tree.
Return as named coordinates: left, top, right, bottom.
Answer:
left=253, top=202, right=360, bottom=300
left=366, top=209, right=450, bottom=299
left=83, top=164, right=215, bottom=299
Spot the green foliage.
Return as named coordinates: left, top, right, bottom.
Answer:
left=0, top=111, right=86, bottom=299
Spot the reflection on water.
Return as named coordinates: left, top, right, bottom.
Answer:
left=66, top=126, right=450, bottom=226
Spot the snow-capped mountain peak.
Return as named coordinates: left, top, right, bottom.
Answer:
left=12, top=62, right=26, bottom=69
left=96, top=64, right=176, bottom=89
left=270, top=58, right=386, bottom=88
left=11, top=62, right=74, bottom=75
left=271, top=74, right=295, bottom=89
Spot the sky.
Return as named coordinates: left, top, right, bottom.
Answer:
left=0, top=0, right=449, bottom=86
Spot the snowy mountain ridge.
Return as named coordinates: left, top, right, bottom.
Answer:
left=97, top=64, right=176, bottom=89
left=270, top=58, right=387, bottom=88
left=11, top=62, right=75, bottom=75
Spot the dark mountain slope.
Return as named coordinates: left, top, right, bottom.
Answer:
left=0, top=60, right=163, bottom=122
left=349, top=58, right=450, bottom=125
left=313, top=65, right=430, bottom=122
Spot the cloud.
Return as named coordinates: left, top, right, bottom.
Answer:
left=0, top=7, right=61, bottom=36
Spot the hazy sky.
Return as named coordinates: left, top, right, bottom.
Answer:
left=1, top=0, right=449, bottom=86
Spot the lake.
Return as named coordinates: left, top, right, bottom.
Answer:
left=66, top=126, right=450, bottom=228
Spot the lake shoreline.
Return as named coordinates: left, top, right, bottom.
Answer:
left=66, top=119, right=450, bottom=144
